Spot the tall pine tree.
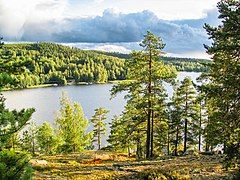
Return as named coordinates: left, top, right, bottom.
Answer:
left=203, top=0, right=240, bottom=167
left=111, top=31, right=176, bottom=158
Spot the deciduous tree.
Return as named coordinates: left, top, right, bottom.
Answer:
left=55, top=92, right=92, bottom=153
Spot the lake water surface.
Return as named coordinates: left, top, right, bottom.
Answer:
left=2, top=72, right=201, bottom=146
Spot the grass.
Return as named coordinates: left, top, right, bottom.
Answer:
left=30, top=150, right=238, bottom=180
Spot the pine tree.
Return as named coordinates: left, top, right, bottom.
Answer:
left=108, top=115, right=135, bottom=154
left=168, top=90, right=184, bottom=156
left=111, top=31, right=176, bottom=158
left=194, top=91, right=208, bottom=152
left=0, top=95, right=35, bottom=147
left=203, top=0, right=240, bottom=167
left=174, top=77, right=197, bottom=152
left=0, top=38, right=34, bottom=178
left=90, top=107, right=109, bottom=150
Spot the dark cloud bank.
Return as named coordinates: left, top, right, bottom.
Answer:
left=6, top=9, right=220, bottom=53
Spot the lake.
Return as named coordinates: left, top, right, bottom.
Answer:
left=2, top=72, right=201, bottom=146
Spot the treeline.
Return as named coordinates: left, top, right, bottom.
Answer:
left=0, top=43, right=126, bottom=88
left=0, top=42, right=210, bottom=89
left=108, top=0, right=240, bottom=171
left=3, top=93, right=109, bottom=154
left=97, top=51, right=210, bottom=72
left=108, top=6, right=239, bottom=168
left=108, top=76, right=213, bottom=158
left=107, top=32, right=212, bottom=159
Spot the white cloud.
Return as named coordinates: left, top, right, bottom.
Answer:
left=0, top=0, right=220, bottom=57
left=94, top=0, right=105, bottom=4
left=60, top=42, right=132, bottom=54
left=70, top=0, right=219, bottom=20
left=61, top=42, right=212, bottom=59
left=166, top=51, right=211, bottom=60
left=95, top=45, right=131, bottom=53
left=0, top=0, right=68, bottom=38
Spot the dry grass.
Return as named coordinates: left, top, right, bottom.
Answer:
left=30, top=151, right=237, bottom=180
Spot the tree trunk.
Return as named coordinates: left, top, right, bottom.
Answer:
left=184, top=119, right=187, bottom=152
left=98, top=130, right=101, bottom=150
left=198, top=106, right=202, bottom=152
left=137, top=131, right=143, bottom=159
left=150, top=110, right=154, bottom=158
left=146, top=108, right=151, bottom=159
left=146, top=48, right=152, bottom=159
left=175, top=125, right=179, bottom=156
left=184, top=93, right=188, bottom=153
left=167, top=130, right=170, bottom=155
left=136, top=138, right=140, bottom=159
left=127, top=146, right=131, bottom=157
left=205, top=143, right=209, bottom=152
left=32, top=138, right=35, bottom=155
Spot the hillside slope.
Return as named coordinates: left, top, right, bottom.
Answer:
left=0, top=42, right=209, bottom=89
left=0, top=43, right=126, bottom=89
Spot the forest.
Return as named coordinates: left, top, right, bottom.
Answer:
left=0, top=43, right=126, bottom=89
left=98, top=51, right=210, bottom=72
left=0, top=0, right=239, bottom=179
left=0, top=42, right=208, bottom=89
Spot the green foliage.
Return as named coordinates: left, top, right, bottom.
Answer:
left=0, top=73, right=14, bottom=89
left=0, top=94, right=35, bottom=146
left=176, top=77, right=198, bottom=151
left=56, top=92, right=92, bottom=153
left=0, top=38, right=34, bottom=180
left=167, top=77, right=199, bottom=155
left=110, top=31, right=177, bottom=158
left=108, top=116, right=129, bottom=151
left=0, top=42, right=210, bottom=90
left=36, top=122, right=59, bottom=154
left=0, top=149, right=32, bottom=180
left=90, top=107, right=109, bottom=150
left=0, top=42, right=126, bottom=89
left=203, top=0, right=240, bottom=168
left=20, top=121, right=37, bottom=155
left=99, top=51, right=210, bottom=72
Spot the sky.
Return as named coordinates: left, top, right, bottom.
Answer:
left=0, top=0, right=221, bottom=58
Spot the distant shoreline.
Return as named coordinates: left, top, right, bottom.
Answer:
left=1, top=80, right=133, bottom=92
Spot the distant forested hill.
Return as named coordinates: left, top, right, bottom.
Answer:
left=0, top=43, right=126, bottom=89
left=96, top=51, right=211, bottom=72
left=0, top=42, right=209, bottom=89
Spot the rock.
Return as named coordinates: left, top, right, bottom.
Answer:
left=30, top=159, right=48, bottom=166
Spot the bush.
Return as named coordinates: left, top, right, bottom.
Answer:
left=0, top=149, right=32, bottom=180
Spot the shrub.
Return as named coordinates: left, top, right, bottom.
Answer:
left=0, top=149, right=32, bottom=180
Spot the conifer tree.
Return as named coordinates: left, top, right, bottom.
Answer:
left=203, top=0, right=240, bottom=167
left=174, top=77, right=197, bottom=152
left=90, top=107, right=109, bottom=150
left=108, top=115, right=130, bottom=151
left=168, top=90, right=184, bottom=156
left=0, top=38, right=35, bottom=179
left=111, top=31, right=176, bottom=158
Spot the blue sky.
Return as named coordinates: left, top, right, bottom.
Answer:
left=0, top=0, right=220, bottom=58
